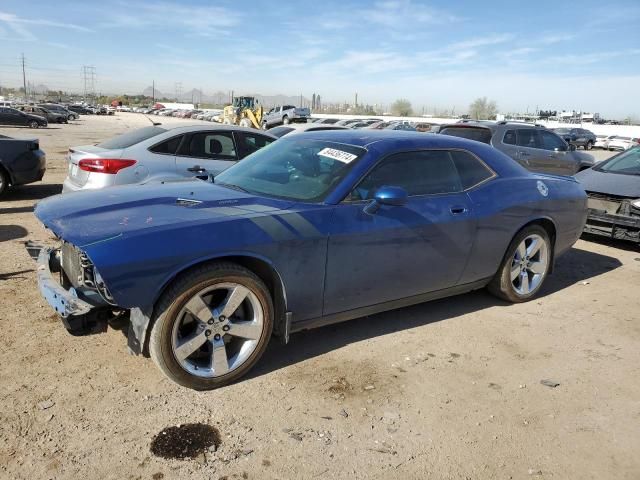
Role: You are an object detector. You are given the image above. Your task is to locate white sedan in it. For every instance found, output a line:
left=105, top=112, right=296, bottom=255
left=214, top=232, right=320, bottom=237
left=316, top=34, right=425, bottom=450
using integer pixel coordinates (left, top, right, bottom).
left=594, top=135, right=612, bottom=149
left=608, top=136, right=640, bottom=151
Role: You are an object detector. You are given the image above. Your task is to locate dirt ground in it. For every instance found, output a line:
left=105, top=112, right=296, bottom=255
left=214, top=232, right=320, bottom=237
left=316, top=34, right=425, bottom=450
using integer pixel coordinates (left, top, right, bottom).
left=1, top=114, right=639, bottom=480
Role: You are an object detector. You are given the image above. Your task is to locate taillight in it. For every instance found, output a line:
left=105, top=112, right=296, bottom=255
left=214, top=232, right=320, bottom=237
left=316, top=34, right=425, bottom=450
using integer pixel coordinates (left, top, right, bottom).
left=78, top=158, right=136, bottom=174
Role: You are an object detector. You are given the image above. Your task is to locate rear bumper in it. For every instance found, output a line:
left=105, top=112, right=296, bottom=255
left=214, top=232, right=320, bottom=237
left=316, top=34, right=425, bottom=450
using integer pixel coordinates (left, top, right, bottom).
left=36, top=247, right=109, bottom=334
left=62, top=177, right=83, bottom=193
left=583, top=210, right=640, bottom=243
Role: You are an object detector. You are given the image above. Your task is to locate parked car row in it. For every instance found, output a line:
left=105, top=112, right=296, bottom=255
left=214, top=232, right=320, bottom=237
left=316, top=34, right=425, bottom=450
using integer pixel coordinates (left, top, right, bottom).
left=309, top=117, right=429, bottom=131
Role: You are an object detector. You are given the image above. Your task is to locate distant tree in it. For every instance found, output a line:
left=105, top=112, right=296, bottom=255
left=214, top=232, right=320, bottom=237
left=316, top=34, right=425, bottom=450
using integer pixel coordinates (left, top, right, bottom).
left=469, top=97, right=498, bottom=120
left=391, top=99, right=413, bottom=116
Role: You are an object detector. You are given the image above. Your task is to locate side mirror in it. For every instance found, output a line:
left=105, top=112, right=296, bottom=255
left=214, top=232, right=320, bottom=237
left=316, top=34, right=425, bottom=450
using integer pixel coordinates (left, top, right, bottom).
left=363, top=185, right=408, bottom=215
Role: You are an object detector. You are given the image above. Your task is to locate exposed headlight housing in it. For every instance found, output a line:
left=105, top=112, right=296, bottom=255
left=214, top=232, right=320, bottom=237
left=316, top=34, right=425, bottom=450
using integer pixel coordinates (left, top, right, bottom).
left=631, top=199, right=640, bottom=209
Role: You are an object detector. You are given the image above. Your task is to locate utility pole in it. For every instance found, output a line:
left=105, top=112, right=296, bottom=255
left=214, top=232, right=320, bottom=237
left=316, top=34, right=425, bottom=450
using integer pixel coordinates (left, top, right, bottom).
left=355, top=92, right=358, bottom=108
left=21, top=53, right=27, bottom=101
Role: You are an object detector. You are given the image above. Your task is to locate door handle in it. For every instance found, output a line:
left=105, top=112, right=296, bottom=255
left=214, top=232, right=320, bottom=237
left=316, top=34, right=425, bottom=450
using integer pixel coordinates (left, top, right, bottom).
left=519, top=151, right=530, bottom=156
left=187, top=165, right=206, bottom=173
left=450, top=205, right=467, bottom=215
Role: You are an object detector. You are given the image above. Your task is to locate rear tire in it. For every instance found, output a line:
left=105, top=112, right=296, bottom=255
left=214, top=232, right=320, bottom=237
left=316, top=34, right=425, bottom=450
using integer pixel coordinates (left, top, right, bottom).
left=488, top=225, right=551, bottom=303
left=585, top=141, right=593, bottom=150
left=239, top=118, right=252, bottom=128
left=149, top=262, right=274, bottom=390
left=282, top=115, right=290, bottom=125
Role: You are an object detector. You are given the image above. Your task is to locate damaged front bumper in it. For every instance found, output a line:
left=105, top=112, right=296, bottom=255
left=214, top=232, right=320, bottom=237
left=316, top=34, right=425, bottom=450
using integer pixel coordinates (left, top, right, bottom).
left=35, top=246, right=110, bottom=335
left=584, top=210, right=640, bottom=243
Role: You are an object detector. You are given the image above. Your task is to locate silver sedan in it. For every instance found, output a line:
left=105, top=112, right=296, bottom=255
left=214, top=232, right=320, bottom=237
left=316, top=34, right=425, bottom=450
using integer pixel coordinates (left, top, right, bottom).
left=62, top=124, right=276, bottom=192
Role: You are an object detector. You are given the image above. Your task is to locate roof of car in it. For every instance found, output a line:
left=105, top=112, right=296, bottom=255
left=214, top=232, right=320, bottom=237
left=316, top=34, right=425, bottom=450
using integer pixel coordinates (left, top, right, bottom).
left=290, top=129, right=489, bottom=150
left=158, top=124, right=278, bottom=138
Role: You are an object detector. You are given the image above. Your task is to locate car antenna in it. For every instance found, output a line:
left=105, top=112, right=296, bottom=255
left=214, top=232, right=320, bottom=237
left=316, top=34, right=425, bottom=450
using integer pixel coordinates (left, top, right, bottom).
left=144, top=114, right=161, bottom=126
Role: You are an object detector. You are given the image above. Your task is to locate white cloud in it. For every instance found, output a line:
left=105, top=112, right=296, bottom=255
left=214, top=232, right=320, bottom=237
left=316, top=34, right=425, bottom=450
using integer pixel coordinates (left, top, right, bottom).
left=103, top=2, right=241, bottom=33
left=0, top=11, right=91, bottom=39
left=502, top=47, right=538, bottom=57
left=447, top=33, right=515, bottom=51
left=363, top=0, right=460, bottom=28
left=538, top=33, right=575, bottom=45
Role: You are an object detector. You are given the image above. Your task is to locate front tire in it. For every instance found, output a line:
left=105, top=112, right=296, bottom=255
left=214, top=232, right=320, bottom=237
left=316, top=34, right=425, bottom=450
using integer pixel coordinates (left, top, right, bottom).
left=28, top=120, right=39, bottom=129
left=149, top=262, right=274, bottom=390
left=488, top=225, right=551, bottom=303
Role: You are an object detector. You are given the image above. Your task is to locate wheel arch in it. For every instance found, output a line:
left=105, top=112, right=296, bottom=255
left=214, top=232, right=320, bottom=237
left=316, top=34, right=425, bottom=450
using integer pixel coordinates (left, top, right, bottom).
left=139, top=253, right=288, bottom=355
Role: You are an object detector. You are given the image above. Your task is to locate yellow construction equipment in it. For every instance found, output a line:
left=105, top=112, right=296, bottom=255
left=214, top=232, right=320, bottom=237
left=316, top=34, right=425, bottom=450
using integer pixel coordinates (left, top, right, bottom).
left=220, top=96, right=263, bottom=129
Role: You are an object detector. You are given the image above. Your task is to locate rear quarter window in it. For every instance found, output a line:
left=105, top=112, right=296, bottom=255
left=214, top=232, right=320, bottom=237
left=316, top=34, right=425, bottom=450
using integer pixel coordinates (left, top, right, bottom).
left=149, top=135, right=184, bottom=154
left=450, top=150, right=495, bottom=189
left=440, top=127, right=493, bottom=144
left=97, top=126, right=167, bottom=149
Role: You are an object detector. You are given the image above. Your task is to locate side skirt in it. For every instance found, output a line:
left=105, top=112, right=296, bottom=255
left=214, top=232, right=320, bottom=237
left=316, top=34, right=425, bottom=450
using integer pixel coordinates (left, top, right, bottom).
left=290, top=278, right=491, bottom=334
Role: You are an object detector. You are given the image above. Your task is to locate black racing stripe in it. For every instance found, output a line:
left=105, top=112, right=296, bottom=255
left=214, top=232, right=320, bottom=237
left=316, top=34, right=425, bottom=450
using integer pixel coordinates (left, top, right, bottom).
left=250, top=216, right=297, bottom=241
left=278, top=212, right=322, bottom=237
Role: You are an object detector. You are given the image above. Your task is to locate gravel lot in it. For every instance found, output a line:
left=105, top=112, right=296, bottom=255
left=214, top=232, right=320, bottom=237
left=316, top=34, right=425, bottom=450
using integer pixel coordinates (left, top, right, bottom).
left=1, top=115, right=639, bottom=480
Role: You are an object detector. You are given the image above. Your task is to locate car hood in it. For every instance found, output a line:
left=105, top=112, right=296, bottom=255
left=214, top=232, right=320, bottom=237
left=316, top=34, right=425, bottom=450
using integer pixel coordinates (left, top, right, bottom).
left=575, top=168, right=640, bottom=198
left=34, top=180, right=295, bottom=247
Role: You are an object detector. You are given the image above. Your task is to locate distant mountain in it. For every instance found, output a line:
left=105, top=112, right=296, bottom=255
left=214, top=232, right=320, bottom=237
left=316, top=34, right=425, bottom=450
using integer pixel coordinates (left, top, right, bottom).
left=141, top=86, right=309, bottom=107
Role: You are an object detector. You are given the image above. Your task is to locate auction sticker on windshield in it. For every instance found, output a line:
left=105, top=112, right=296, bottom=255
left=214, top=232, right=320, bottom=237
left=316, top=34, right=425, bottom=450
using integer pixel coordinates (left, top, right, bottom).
left=318, top=147, right=358, bottom=163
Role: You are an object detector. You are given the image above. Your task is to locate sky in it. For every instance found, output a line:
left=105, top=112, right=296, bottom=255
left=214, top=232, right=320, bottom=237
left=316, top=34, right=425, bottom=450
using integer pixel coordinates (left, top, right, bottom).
left=0, top=0, right=639, bottom=117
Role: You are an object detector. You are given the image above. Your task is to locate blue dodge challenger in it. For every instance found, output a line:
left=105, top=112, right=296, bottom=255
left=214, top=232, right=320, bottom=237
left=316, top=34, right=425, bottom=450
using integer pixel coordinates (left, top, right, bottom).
left=34, top=130, right=587, bottom=389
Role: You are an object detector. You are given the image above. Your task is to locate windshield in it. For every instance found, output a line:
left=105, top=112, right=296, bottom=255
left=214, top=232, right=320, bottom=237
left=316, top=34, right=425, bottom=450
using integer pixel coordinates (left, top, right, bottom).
left=97, top=126, right=167, bottom=149
left=596, top=147, right=640, bottom=176
left=215, top=138, right=366, bottom=201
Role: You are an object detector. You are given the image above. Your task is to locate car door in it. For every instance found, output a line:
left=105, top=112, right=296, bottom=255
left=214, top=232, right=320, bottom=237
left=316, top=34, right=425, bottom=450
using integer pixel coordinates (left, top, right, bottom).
left=512, top=128, right=545, bottom=171
left=537, top=130, right=577, bottom=175
left=573, top=129, right=587, bottom=147
left=6, top=108, right=25, bottom=126
left=175, top=130, right=239, bottom=179
left=323, top=149, right=476, bottom=315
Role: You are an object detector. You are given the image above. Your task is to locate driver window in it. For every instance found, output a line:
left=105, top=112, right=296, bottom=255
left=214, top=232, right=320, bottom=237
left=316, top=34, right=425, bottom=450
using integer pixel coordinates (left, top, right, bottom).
left=350, top=150, right=463, bottom=201
left=539, top=131, right=567, bottom=151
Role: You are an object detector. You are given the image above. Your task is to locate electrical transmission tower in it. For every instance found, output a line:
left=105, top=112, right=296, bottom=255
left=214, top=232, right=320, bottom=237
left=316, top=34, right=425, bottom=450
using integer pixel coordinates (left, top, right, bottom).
left=174, top=82, right=182, bottom=101
left=21, top=53, right=28, bottom=101
left=82, top=66, right=96, bottom=103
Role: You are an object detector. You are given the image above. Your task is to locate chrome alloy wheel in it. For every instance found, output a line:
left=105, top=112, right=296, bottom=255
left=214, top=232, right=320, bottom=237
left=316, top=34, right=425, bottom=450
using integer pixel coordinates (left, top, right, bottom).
left=171, top=283, right=264, bottom=378
left=510, top=234, right=549, bottom=296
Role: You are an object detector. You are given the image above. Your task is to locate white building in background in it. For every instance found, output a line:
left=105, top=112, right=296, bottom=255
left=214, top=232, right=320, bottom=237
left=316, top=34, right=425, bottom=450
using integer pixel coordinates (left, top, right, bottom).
left=555, top=110, right=600, bottom=123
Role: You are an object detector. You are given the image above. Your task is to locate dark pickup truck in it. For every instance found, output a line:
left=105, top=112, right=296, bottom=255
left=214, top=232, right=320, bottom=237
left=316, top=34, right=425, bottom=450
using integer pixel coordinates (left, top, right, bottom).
left=0, top=135, right=47, bottom=196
